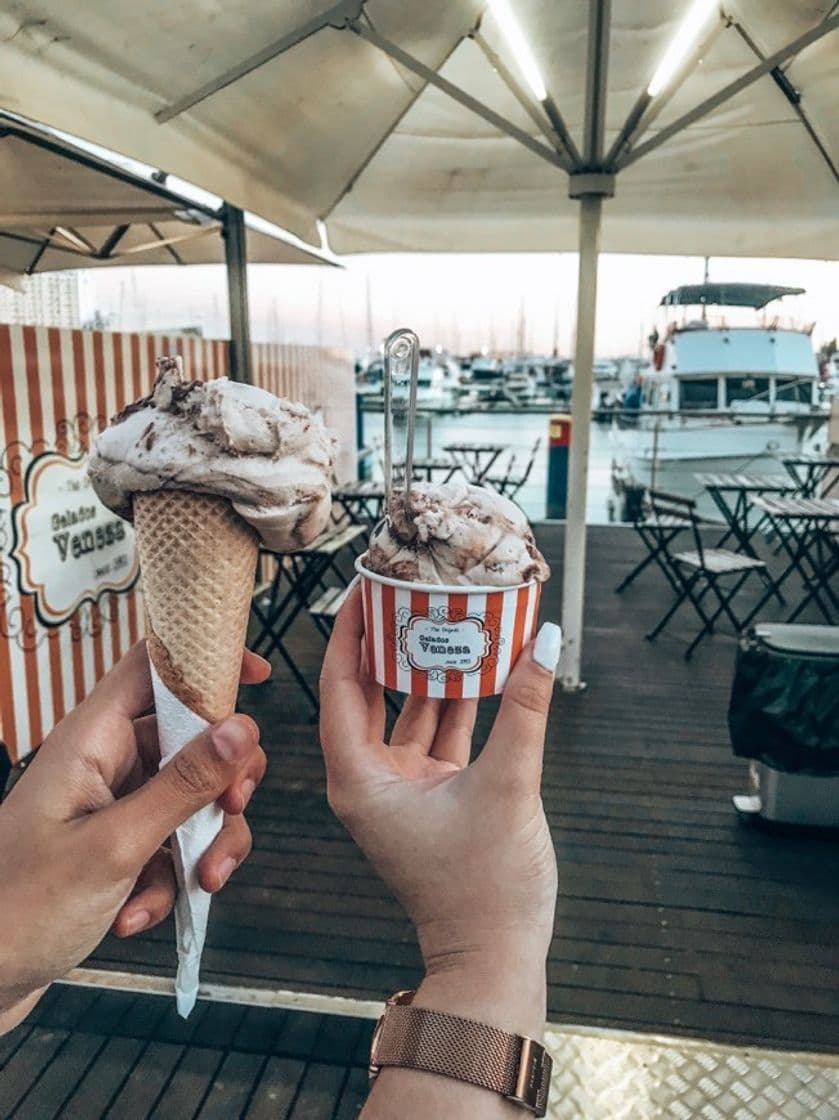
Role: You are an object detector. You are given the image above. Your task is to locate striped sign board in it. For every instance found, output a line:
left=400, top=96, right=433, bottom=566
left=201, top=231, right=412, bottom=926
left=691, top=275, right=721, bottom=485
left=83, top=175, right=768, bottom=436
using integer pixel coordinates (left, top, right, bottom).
left=0, top=325, right=354, bottom=764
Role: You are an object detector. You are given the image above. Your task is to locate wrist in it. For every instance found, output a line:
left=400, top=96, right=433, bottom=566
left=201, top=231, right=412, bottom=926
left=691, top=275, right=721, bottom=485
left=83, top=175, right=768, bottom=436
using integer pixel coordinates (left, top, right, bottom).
left=415, top=940, right=548, bottom=1041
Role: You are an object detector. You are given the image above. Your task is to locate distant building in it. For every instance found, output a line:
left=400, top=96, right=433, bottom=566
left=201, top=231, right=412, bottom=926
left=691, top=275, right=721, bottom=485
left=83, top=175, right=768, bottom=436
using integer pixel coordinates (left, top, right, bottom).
left=0, top=273, right=81, bottom=328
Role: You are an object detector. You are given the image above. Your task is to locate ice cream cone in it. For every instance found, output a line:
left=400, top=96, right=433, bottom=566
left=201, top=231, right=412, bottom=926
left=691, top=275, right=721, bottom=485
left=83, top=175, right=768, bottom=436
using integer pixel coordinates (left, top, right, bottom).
left=133, top=489, right=259, bottom=722
left=133, top=489, right=259, bottom=1015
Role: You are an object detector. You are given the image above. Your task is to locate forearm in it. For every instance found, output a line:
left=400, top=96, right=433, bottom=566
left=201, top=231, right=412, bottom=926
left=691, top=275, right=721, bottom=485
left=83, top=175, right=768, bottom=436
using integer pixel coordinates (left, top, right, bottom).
left=362, top=948, right=547, bottom=1119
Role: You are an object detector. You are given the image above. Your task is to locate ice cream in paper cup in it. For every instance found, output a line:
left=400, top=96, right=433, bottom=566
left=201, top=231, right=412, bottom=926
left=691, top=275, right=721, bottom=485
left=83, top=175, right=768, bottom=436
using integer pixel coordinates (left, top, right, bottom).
left=357, top=479, right=550, bottom=698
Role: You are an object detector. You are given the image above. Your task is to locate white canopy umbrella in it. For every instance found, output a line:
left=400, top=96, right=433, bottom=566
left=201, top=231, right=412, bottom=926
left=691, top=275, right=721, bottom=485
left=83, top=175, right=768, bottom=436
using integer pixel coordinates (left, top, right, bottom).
left=2, top=1, right=836, bottom=685
left=0, top=115, right=335, bottom=271
left=0, top=113, right=338, bottom=376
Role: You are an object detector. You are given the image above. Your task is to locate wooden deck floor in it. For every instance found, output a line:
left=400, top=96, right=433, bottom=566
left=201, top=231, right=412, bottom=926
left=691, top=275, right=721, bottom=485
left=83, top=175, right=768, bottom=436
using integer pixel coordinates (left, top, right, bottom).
left=1, top=984, right=370, bottom=1118
left=84, top=524, right=839, bottom=1053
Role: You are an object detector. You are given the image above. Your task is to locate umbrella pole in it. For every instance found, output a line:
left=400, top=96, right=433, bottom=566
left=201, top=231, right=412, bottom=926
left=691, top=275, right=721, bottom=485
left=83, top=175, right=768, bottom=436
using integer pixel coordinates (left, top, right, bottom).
left=222, top=203, right=252, bottom=383
left=560, top=192, right=603, bottom=691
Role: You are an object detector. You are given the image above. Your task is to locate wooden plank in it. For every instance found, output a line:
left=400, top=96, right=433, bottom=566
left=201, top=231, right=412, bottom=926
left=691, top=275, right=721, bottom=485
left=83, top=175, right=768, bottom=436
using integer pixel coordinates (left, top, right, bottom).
left=243, top=1057, right=306, bottom=1120
left=0, top=1028, right=68, bottom=1117
left=152, top=1000, right=211, bottom=1046
left=59, top=1036, right=146, bottom=1120
left=148, top=1046, right=222, bottom=1120
left=188, top=1001, right=247, bottom=1050
left=74, top=991, right=139, bottom=1037
left=13, top=1031, right=105, bottom=1120
left=113, top=993, right=170, bottom=1040
left=22, top=985, right=62, bottom=1026
left=546, top=984, right=839, bottom=1048
left=352, top=1022, right=375, bottom=1069
left=232, top=1007, right=289, bottom=1053
left=0, top=1023, right=32, bottom=1070
left=38, top=986, right=100, bottom=1031
left=272, top=1011, right=325, bottom=1059
left=310, top=1014, right=366, bottom=1065
left=333, top=1067, right=368, bottom=1120
left=194, top=1051, right=267, bottom=1119
left=287, top=1062, right=348, bottom=1118
left=547, top=960, right=700, bottom=1000
left=104, top=1041, right=183, bottom=1118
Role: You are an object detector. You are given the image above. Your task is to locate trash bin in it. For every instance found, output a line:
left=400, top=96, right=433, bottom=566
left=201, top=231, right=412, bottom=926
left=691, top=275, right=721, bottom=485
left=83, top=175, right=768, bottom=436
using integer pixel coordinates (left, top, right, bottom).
left=728, top=624, right=839, bottom=826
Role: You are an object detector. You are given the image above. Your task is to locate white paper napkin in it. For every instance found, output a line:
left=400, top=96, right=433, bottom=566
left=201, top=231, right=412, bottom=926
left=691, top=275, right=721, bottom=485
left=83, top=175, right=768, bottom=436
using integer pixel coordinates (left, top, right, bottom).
left=149, top=662, right=223, bottom=1017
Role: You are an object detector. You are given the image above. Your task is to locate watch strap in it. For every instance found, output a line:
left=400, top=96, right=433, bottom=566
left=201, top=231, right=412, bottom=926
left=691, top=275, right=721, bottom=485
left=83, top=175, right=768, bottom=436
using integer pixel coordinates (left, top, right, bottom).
left=370, top=992, right=552, bottom=1116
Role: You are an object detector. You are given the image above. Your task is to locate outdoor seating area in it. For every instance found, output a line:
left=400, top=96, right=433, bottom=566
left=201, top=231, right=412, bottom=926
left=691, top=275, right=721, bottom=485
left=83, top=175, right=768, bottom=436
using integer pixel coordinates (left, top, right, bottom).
left=620, top=459, right=839, bottom=657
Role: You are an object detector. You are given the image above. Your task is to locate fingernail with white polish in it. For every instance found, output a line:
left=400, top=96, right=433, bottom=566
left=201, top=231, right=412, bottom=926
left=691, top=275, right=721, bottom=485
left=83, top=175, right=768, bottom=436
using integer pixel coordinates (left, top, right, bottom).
left=533, top=623, right=563, bottom=673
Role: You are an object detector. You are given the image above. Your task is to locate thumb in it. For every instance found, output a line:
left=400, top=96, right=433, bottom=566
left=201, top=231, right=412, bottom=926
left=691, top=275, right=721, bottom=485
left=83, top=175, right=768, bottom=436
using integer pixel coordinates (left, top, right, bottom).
left=98, top=715, right=259, bottom=872
left=475, top=622, right=560, bottom=796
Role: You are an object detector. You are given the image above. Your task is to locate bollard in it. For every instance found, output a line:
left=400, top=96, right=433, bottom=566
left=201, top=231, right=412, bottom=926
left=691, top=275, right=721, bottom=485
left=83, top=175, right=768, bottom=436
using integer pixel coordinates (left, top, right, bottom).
left=547, top=413, right=571, bottom=519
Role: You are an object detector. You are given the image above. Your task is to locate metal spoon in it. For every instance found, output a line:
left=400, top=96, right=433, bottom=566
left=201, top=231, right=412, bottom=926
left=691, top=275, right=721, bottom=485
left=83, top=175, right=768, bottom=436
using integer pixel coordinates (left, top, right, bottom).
left=382, top=327, right=420, bottom=512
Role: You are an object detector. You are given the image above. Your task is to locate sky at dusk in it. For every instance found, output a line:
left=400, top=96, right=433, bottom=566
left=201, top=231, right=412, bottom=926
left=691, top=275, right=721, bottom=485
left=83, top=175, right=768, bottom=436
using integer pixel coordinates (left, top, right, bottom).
left=79, top=252, right=839, bottom=359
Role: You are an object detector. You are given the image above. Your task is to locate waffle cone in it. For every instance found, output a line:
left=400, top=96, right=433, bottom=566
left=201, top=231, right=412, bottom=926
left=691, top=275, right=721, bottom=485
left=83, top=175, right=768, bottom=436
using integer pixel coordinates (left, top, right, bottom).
left=134, top=490, right=259, bottom=723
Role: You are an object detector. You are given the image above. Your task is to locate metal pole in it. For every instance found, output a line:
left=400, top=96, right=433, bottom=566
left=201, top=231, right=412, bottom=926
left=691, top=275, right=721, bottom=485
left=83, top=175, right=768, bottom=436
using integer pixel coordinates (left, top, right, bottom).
left=559, top=193, right=603, bottom=691
left=222, top=203, right=252, bottom=383
left=651, top=416, right=660, bottom=491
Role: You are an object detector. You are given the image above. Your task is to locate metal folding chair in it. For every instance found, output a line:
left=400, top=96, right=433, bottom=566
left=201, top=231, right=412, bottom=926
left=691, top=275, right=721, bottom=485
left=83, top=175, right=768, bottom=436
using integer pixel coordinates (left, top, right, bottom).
left=615, top=505, right=692, bottom=595
left=484, top=437, right=541, bottom=500
left=645, top=490, right=769, bottom=659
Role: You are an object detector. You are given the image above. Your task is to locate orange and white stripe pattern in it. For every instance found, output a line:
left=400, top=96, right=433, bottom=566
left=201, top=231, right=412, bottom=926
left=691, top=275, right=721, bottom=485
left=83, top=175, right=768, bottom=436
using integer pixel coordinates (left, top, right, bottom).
left=0, top=324, right=225, bottom=763
left=360, top=570, right=541, bottom=699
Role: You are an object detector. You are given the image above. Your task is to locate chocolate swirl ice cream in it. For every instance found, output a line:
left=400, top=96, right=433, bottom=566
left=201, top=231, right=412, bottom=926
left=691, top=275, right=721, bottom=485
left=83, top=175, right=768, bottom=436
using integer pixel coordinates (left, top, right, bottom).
left=89, top=355, right=337, bottom=551
left=364, top=479, right=550, bottom=587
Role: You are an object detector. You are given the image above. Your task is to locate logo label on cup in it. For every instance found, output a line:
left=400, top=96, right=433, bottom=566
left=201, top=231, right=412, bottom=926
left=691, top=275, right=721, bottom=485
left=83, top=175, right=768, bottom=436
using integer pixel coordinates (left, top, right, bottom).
left=401, top=615, right=491, bottom=674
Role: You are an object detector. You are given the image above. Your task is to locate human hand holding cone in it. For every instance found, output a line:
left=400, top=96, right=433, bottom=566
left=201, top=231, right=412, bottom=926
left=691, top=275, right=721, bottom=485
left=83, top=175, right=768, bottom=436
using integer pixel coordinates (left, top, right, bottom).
left=89, top=355, right=338, bottom=1015
left=134, top=490, right=258, bottom=1016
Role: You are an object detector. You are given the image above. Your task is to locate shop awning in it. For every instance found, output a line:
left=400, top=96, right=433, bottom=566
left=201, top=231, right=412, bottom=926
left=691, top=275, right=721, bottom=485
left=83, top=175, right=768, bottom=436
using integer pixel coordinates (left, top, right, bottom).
left=0, top=115, right=337, bottom=284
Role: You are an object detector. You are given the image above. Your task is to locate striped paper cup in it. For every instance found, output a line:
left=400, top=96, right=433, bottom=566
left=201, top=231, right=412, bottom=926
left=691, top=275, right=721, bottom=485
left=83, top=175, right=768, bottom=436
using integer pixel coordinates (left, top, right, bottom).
left=356, top=557, right=542, bottom=698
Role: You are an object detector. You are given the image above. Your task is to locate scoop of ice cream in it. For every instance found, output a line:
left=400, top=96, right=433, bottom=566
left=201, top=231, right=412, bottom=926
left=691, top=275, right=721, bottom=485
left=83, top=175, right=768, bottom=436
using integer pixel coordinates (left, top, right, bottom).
left=363, top=479, right=550, bottom=586
left=88, top=355, right=338, bottom=551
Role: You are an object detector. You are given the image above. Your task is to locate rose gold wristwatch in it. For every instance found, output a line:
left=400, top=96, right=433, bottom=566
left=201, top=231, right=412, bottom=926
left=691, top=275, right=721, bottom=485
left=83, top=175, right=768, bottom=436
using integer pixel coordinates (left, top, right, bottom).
left=368, top=990, right=552, bottom=1116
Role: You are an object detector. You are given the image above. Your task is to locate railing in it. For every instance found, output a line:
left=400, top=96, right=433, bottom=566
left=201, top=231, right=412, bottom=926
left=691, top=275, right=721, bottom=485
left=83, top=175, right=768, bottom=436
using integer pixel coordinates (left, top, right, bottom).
left=357, top=397, right=829, bottom=526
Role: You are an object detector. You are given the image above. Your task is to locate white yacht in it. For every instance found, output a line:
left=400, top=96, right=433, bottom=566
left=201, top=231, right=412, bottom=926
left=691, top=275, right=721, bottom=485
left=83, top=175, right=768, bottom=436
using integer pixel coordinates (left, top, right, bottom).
left=358, top=350, right=451, bottom=403
left=612, top=282, right=824, bottom=496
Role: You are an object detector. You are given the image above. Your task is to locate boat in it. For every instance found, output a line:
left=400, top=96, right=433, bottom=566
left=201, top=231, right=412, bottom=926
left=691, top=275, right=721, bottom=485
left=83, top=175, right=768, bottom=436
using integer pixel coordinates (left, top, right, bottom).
left=611, top=282, right=825, bottom=509
left=356, top=349, right=452, bottom=403
left=466, top=356, right=505, bottom=402
left=501, top=358, right=537, bottom=403
left=593, top=358, right=619, bottom=381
